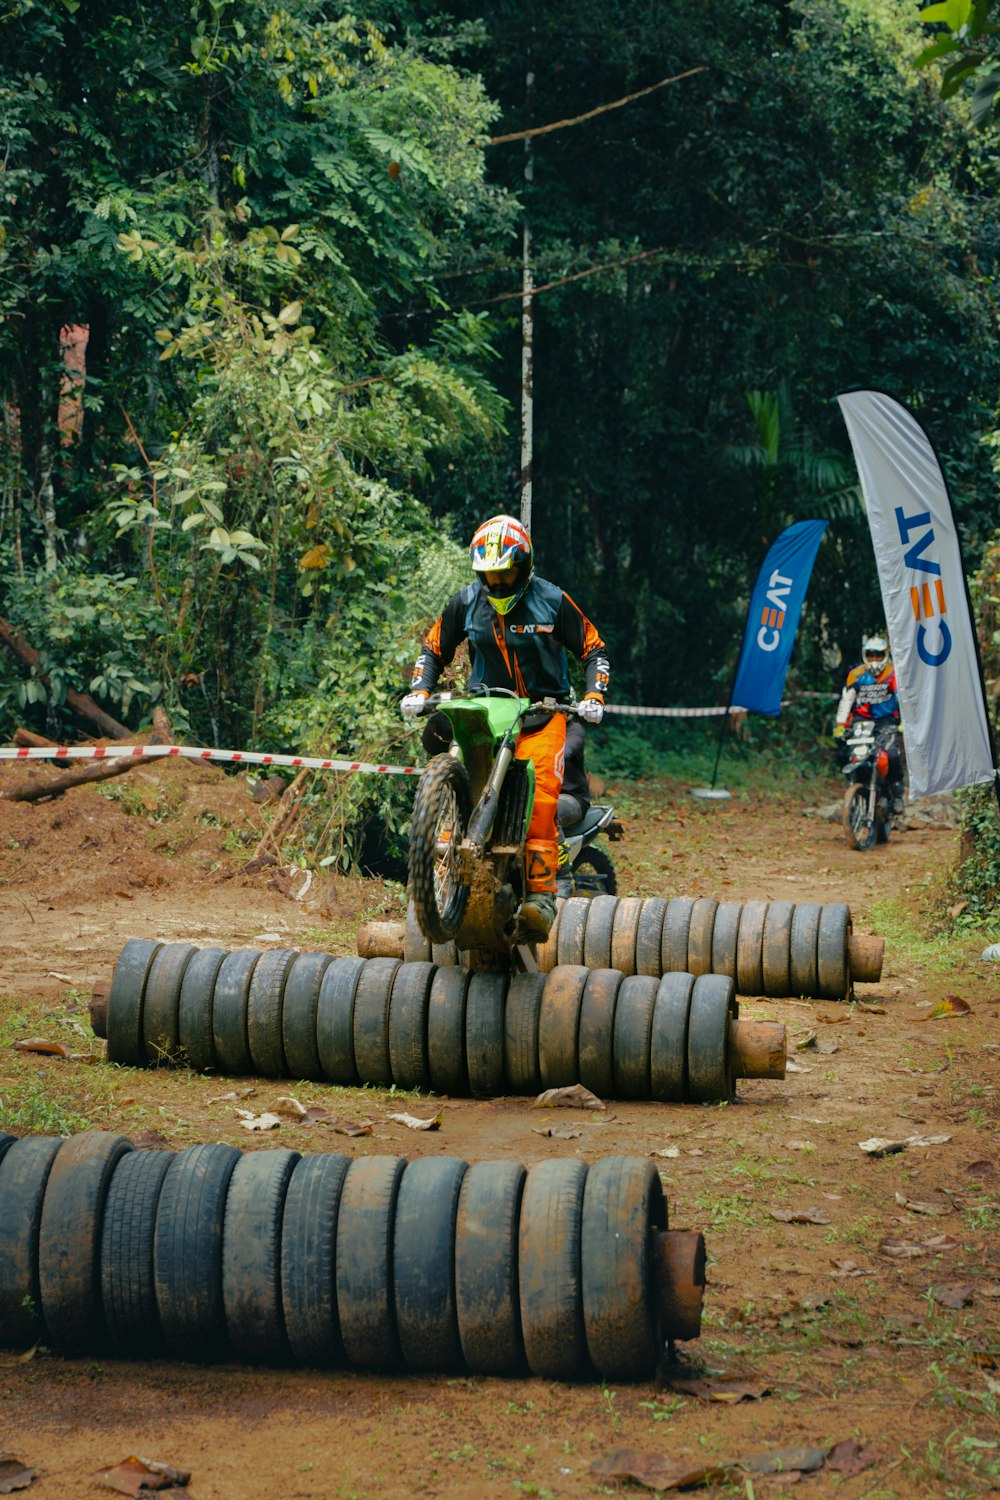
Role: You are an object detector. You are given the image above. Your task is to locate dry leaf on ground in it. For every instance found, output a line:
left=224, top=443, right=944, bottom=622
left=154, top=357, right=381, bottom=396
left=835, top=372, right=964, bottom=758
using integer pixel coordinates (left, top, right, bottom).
left=532, top=1125, right=581, bottom=1140
left=532, top=1084, right=605, bottom=1110
left=387, top=1112, right=442, bottom=1131
left=130, top=1129, right=169, bottom=1149
left=651, top=1146, right=680, bottom=1158
left=98, top=1455, right=191, bottom=1495
left=770, top=1206, right=832, bottom=1225
left=879, top=1233, right=959, bottom=1259
left=785, top=1059, right=812, bottom=1073
left=11, top=1038, right=70, bottom=1058
left=829, top=1259, right=870, bottom=1277
left=929, top=1283, right=974, bottom=1308
left=895, top=1192, right=951, bottom=1216
left=922, top=996, right=973, bottom=1019
left=662, top=1371, right=771, bottom=1403
left=0, top=1453, right=35, bottom=1494
left=235, top=1110, right=282, bottom=1132
left=44, top=970, right=74, bottom=983
left=207, top=1088, right=256, bottom=1104
left=590, top=1449, right=729, bottom=1491
left=737, top=1446, right=825, bottom=1475
left=859, top=1133, right=951, bottom=1156
left=824, top=1438, right=878, bottom=1477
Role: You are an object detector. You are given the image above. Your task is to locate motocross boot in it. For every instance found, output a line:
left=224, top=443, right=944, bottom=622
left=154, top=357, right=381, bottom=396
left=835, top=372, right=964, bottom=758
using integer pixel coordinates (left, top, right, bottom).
left=518, top=891, right=558, bottom=941
left=890, top=780, right=906, bottom=818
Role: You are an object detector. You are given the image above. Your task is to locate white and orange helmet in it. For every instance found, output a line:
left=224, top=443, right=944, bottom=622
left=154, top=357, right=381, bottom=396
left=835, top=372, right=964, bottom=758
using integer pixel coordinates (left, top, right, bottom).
left=469, top=514, right=534, bottom=615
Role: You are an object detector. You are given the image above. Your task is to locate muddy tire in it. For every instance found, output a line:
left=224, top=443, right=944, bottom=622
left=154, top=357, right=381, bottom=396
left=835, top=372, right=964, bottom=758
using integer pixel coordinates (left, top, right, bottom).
left=178, top=946, right=228, bottom=1074
left=556, top=898, right=589, bottom=967
left=107, top=939, right=162, bottom=1067
left=335, top=1156, right=407, bottom=1371
left=817, top=903, right=852, bottom=1002
left=570, top=845, right=617, bottom=896
left=0, top=1137, right=63, bottom=1347
left=843, top=782, right=876, bottom=851
left=280, top=1153, right=351, bottom=1367
left=394, top=1157, right=468, bottom=1372
left=466, top=971, right=507, bottom=1097
left=387, top=961, right=434, bottom=1090
left=403, top=895, right=433, bottom=963
left=687, top=974, right=736, bottom=1103
left=635, top=898, right=669, bottom=977
left=685, top=899, right=719, bottom=978
left=710, top=902, right=742, bottom=982
left=538, top=965, right=588, bottom=1089
left=612, top=975, right=659, bottom=1099
left=101, top=1149, right=174, bottom=1356
left=142, top=943, right=197, bottom=1067
left=431, top=939, right=461, bottom=967
left=661, top=898, right=695, bottom=974
left=454, top=1161, right=527, bottom=1376
left=223, top=1147, right=301, bottom=1363
left=316, top=956, right=365, bottom=1084
left=518, top=1159, right=589, bottom=1380
left=38, top=1130, right=135, bottom=1353
left=409, top=756, right=472, bottom=945
left=212, top=950, right=261, bottom=1077
left=577, top=968, right=624, bottom=1100
left=762, top=901, right=795, bottom=996
left=534, top=898, right=564, bottom=973
left=503, top=971, right=546, bottom=1095
left=735, top=900, right=768, bottom=996
left=427, top=966, right=470, bottom=1095
left=246, top=948, right=298, bottom=1078
left=649, top=971, right=695, bottom=1103
left=281, top=952, right=333, bottom=1081
left=155, top=1142, right=242, bottom=1361
left=610, top=896, right=644, bottom=976
left=582, top=1157, right=666, bottom=1380
left=582, top=894, right=618, bottom=971
left=789, top=903, right=821, bottom=998
left=352, top=957, right=401, bottom=1086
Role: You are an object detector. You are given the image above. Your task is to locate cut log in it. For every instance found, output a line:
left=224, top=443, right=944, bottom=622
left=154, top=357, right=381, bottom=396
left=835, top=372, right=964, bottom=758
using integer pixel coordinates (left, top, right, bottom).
left=0, top=753, right=156, bottom=803
left=12, top=727, right=59, bottom=748
left=0, top=614, right=130, bottom=740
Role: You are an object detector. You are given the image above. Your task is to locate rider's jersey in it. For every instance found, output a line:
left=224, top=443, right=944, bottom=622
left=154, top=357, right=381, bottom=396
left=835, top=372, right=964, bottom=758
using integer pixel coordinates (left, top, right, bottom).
left=410, top=574, right=611, bottom=702
left=836, top=661, right=899, bottom=725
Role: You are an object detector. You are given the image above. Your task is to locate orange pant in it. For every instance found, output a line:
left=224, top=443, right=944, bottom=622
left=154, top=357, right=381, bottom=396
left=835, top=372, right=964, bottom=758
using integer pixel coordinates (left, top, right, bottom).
left=515, top=714, right=566, bottom=893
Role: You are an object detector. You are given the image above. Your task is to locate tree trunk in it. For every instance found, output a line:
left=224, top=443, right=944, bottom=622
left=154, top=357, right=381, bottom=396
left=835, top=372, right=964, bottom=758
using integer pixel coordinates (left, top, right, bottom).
left=0, top=615, right=131, bottom=739
left=0, top=753, right=156, bottom=804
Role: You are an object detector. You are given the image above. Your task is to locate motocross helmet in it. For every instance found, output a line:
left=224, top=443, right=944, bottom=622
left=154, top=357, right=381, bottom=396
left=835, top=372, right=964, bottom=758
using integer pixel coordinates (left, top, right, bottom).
left=862, top=634, right=889, bottom=670
left=470, top=514, right=534, bottom=616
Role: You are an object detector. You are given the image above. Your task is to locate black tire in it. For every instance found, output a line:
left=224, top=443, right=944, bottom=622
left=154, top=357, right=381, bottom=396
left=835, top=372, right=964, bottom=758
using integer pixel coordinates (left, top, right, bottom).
left=178, top=946, right=228, bottom=1073
left=335, top=1156, right=407, bottom=1371
left=455, top=1161, right=527, bottom=1376
left=876, top=803, right=891, bottom=844
left=660, top=898, right=695, bottom=974
left=635, top=898, right=669, bottom=978
left=142, top=943, right=197, bottom=1067
left=154, top=1142, right=242, bottom=1361
left=789, top=903, right=821, bottom=997
left=247, top=948, right=299, bottom=1078
left=570, top=845, right=617, bottom=896
left=393, top=1157, right=468, bottom=1372
left=466, top=970, right=507, bottom=1097
left=556, top=897, right=589, bottom=966
left=582, top=1157, right=666, bottom=1380
left=610, top=897, right=644, bottom=976
left=387, top=960, right=434, bottom=1090
left=843, top=782, right=876, bottom=851
left=352, top=957, right=401, bottom=1086
left=0, top=1133, right=16, bottom=1168
left=0, top=1137, right=63, bottom=1347
left=431, top=939, right=461, bottom=967
left=107, top=939, right=162, bottom=1067
left=685, top=898, right=719, bottom=978
left=282, top=952, right=333, bottom=1081
left=649, top=971, right=695, bottom=1103
left=534, top=897, right=565, bottom=974
left=409, top=755, right=472, bottom=945
left=612, top=974, right=659, bottom=1100
left=504, top=971, right=545, bottom=1094
left=427, top=965, right=471, bottom=1095
left=817, top=903, right=852, bottom=1002
left=212, top=950, right=261, bottom=1077
left=403, top=896, right=433, bottom=963
left=37, top=1130, right=135, bottom=1354
left=223, top=1147, right=301, bottom=1363
left=101, top=1149, right=174, bottom=1357
left=577, top=968, right=624, bottom=1100
left=735, top=900, right=768, bottom=996
left=687, top=974, right=736, bottom=1103
left=582, top=894, right=618, bottom=970
left=316, top=956, right=366, bottom=1084
left=710, top=902, right=742, bottom=983
left=762, top=901, right=795, bottom=996
left=518, top=1159, right=590, bottom=1380
left=280, top=1153, right=351, bottom=1367
left=538, top=965, right=588, bottom=1089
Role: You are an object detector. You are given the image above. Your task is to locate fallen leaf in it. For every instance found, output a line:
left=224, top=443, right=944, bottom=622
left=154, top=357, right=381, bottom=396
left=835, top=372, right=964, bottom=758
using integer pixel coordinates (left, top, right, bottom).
left=825, top=1438, right=878, bottom=1477
left=0, top=1453, right=36, bottom=1493
left=329, top=1119, right=373, bottom=1138
left=829, top=1259, right=869, bottom=1277
left=251, top=931, right=282, bottom=943
left=387, top=1111, right=442, bottom=1131
left=11, top=1038, right=70, bottom=1058
left=532, top=1084, right=605, bottom=1110
left=859, top=1133, right=951, bottom=1156
left=235, top=1110, right=282, bottom=1132
left=923, top=996, right=973, bottom=1019
left=663, top=1372, right=771, bottom=1403
left=687, top=1147, right=706, bottom=1157
left=207, top=1088, right=256, bottom=1104
left=908, top=1133, right=952, bottom=1148
left=738, top=1447, right=825, bottom=1476
left=816, top=1037, right=840, bottom=1054
left=532, top=1125, right=582, bottom=1140
left=131, top=1129, right=169, bottom=1149
left=879, top=1233, right=959, bottom=1259
left=651, top=1146, right=680, bottom=1159
left=949, top=901, right=969, bottom=919
left=783, top=1140, right=814, bottom=1152
left=929, top=1282, right=974, bottom=1308
left=980, top=1284, right=1000, bottom=1299
left=45, top=971, right=74, bottom=984
left=795, top=1031, right=817, bottom=1049
left=770, top=1206, right=832, bottom=1225
left=785, top=1059, right=812, bottom=1074
left=817, top=1012, right=851, bottom=1024
left=590, top=1449, right=730, bottom=1491
left=895, top=1192, right=951, bottom=1216
left=274, top=1098, right=340, bottom=1126
left=857, top=1002, right=886, bottom=1015
left=966, top=1160, right=995, bottom=1177
left=99, top=1455, right=191, bottom=1494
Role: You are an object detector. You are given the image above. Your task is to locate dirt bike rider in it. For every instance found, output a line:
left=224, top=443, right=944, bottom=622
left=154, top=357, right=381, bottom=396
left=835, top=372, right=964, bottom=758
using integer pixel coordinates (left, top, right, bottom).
left=833, top=633, right=905, bottom=816
left=401, top=514, right=611, bottom=942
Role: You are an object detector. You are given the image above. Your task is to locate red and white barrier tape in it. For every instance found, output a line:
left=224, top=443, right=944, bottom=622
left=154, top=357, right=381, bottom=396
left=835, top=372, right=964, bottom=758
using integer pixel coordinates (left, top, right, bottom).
left=0, top=744, right=420, bottom=776
left=603, top=704, right=737, bottom=719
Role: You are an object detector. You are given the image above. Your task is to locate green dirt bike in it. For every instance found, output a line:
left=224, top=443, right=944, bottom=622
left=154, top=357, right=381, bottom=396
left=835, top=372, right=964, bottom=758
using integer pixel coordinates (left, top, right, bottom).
left=406, top=689, right=615, bottom=969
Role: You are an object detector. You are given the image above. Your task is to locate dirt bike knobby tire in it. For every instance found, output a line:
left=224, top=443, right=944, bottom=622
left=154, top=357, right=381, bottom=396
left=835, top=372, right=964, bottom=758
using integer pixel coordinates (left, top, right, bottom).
left=409, top=755, right=472, bottom=946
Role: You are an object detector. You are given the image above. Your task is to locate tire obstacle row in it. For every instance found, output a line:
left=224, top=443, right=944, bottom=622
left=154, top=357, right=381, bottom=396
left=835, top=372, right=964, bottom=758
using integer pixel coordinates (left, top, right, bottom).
left=361, top=895, right=884, bottom=1002
left=93, top=939, right=786, bottom=1102
left=0, top=1129, right=705, bottom=1381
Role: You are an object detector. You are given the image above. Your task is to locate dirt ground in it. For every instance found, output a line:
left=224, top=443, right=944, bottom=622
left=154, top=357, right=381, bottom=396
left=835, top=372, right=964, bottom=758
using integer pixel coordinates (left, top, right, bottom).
left=0, top=753, right=997, bottom=1500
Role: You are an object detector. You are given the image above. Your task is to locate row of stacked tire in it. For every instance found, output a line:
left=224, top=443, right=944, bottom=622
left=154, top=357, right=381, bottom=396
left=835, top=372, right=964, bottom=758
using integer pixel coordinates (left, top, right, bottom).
left=0, top=1129, right=703, bottom=1381
left=104, top=938, right=764, bottom=1103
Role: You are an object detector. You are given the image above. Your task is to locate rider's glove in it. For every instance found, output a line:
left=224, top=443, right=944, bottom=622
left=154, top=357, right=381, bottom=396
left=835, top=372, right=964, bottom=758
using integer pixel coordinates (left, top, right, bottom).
left=578, top=695, right=605, bottom=725
left=401, top=691, right=430, bottom=719
left=833, top=723, right=847, bottom=739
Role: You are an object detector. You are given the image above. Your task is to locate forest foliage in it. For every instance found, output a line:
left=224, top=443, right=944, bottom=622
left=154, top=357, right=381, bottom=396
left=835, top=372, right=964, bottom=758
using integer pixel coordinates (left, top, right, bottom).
left=2, top=0, right=1000, bottom=874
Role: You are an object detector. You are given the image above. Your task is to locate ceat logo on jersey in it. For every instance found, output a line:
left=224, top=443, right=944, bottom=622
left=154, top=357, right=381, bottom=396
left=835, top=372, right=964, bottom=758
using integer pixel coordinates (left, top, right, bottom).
left=756, top=568, right=792, bottom=653
left=896, top=505, right=951, bottom=667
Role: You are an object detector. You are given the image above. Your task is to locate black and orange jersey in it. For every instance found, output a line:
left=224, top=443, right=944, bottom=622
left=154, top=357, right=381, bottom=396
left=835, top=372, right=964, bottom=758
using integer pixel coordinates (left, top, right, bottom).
left=410, top=575, right=610, bottom=703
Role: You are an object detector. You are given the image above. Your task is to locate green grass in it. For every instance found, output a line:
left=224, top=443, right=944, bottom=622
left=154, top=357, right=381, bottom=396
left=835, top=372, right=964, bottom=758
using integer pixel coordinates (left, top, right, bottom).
left=868, top=895, right=969, bottom=973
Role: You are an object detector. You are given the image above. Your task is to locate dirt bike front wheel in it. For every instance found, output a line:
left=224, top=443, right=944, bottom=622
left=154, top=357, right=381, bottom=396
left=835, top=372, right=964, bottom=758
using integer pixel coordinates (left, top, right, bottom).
left=571, top=845, right=618, bottom=896
left=842, top=783, right=876, bottom=851
left=409, top=755, right=473, bottom=944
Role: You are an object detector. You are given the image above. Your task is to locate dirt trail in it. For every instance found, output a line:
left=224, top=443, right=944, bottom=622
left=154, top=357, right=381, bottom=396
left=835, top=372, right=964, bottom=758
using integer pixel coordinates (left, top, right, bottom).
left=0, top=758, right=996, bottom=1500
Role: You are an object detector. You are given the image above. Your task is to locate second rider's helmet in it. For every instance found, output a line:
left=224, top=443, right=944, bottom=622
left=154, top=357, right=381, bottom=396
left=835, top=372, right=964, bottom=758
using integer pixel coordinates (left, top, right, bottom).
left=470, top=514, right=534, bottom=616
left=862, top=634, right=889, bottom=671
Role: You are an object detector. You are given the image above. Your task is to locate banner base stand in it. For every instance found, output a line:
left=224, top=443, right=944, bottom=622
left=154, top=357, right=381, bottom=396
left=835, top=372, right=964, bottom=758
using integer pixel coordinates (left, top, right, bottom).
left=690, top=787, right=732, bottom=801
